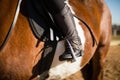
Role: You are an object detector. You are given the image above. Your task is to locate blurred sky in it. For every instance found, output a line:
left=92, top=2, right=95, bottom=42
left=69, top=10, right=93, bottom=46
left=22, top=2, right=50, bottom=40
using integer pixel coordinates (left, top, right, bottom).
left=105, top=0, right=120, bottom=25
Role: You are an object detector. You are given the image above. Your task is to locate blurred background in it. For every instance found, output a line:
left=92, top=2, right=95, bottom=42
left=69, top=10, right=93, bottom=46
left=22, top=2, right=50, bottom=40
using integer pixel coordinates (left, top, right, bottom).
left=105, top=0, right=120, bottom=25
left=105, top=0, right=120, bottom=46
left=103, top=0, right=120, bottom=80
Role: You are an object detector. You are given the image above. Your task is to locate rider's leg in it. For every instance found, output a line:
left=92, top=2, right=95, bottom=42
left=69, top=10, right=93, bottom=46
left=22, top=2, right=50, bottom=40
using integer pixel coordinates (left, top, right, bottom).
left=43, top=0, right=83, bottom=60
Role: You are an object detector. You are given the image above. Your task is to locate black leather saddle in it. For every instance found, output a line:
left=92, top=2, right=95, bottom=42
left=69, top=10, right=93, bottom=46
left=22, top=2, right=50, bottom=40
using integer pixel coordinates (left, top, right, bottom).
left=21, top=0, right=62, bottom=41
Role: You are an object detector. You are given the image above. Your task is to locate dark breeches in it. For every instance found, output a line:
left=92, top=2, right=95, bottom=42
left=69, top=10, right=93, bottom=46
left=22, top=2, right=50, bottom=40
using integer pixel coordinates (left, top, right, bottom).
left=42, top=0, right=82, bottom=50
left=43, top=0, right=65, bottom=15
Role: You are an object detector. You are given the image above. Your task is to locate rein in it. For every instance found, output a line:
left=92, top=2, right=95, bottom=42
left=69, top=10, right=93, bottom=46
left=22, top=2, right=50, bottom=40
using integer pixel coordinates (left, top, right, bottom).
left=0, top=0, right=22, bottom=51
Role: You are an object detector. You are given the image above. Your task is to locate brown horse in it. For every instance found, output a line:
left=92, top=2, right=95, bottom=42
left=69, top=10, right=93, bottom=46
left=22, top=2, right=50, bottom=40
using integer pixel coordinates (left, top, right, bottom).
left=0, top=0, right=111, bottom=80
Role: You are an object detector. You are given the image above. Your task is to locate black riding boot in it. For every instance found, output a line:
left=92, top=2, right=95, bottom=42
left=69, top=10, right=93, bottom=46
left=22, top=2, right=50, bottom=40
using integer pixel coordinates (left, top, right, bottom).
left=53, top=5, right=83, bottom=60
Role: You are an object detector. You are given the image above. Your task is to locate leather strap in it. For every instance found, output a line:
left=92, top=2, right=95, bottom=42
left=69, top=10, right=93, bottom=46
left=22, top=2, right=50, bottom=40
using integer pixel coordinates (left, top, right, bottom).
left=0, top=0, right=22, bottom=51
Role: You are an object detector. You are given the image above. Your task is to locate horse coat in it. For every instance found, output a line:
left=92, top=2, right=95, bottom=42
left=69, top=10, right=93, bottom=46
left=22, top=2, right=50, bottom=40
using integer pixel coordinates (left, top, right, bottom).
left=0, top=0, right=112, bottom=80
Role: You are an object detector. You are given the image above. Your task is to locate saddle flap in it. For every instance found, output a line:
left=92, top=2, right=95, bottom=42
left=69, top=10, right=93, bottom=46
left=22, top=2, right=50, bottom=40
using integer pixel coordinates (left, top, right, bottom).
left=25, top=0, right=53, bottom=41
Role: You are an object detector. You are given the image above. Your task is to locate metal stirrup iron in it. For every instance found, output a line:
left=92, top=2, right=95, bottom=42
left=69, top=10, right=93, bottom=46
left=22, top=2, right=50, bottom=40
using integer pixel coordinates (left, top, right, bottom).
left=66, top=39, right=77, bottom=62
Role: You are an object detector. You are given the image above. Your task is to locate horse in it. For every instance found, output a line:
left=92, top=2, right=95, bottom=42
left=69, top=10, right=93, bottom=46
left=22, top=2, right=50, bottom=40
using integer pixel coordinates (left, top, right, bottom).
left=0, top=0, right=112, bottom=80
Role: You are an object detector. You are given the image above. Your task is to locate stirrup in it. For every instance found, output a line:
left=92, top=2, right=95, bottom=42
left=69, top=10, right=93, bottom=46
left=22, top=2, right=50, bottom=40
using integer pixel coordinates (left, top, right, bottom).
left=66, top=39, right=77, bottom=62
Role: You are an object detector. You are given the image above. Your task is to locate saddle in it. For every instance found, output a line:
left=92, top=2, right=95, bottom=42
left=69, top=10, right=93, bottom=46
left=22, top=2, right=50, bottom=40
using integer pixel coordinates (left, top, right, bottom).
left=24, top=0, right=62, bottom=41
